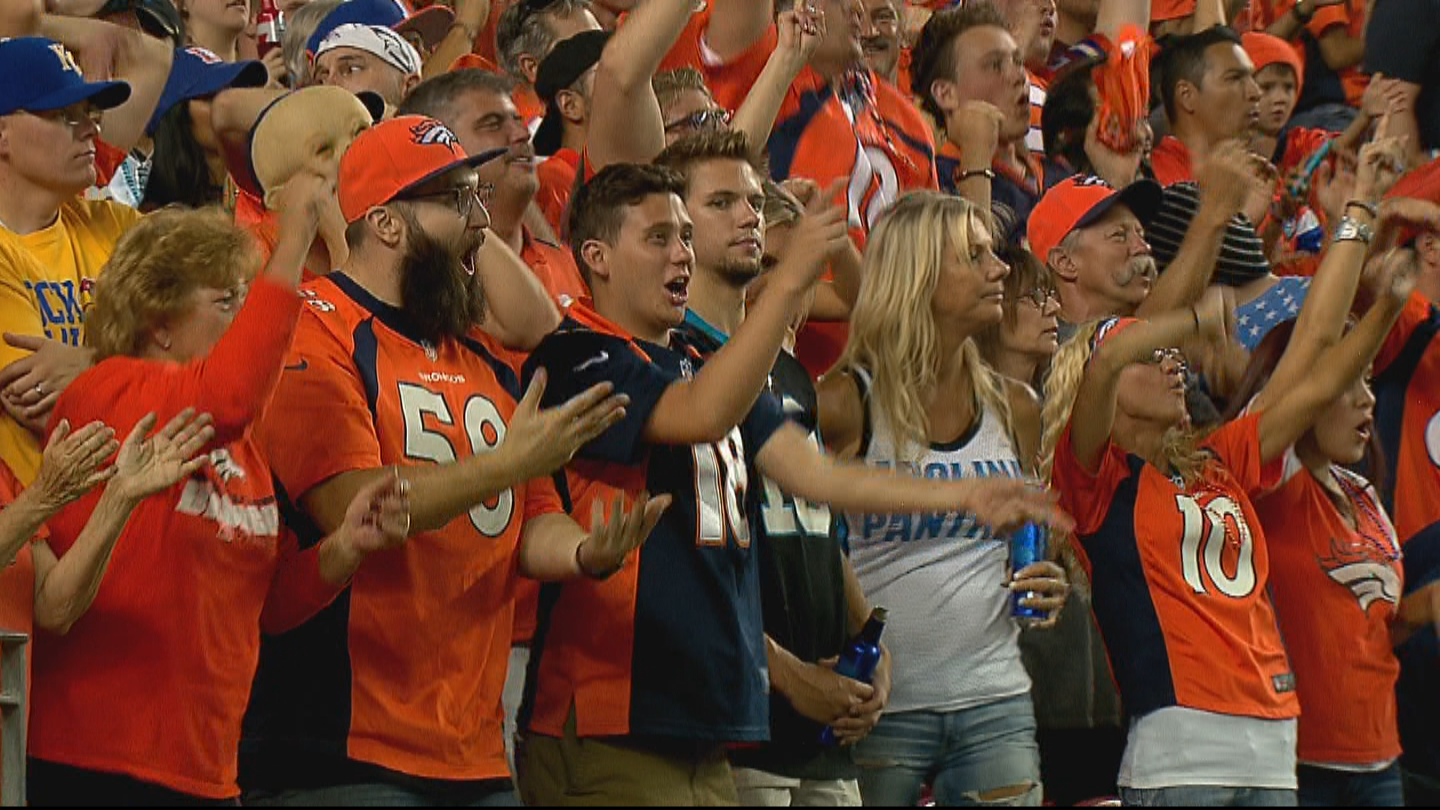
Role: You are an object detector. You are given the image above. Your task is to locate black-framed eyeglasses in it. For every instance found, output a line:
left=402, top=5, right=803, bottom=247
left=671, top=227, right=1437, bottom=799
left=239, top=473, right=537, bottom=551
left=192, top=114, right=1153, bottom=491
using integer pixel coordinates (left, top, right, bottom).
left=664, top=108, right=731, bottom=134
left=1017, top=287, right=1059, bottom=309
left=402, top=183, right=495, bottom=219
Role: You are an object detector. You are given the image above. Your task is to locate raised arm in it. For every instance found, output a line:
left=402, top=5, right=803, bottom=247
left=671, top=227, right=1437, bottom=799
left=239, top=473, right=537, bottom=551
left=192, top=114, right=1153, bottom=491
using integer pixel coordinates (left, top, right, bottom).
left=472, top=232, right=562, bottom=351
left=1190, top=0, right=1227, bottom=32
left=40, top=14, right=174, bottom=155
left=1073, top=288, right=1231, bottom=472
left=730, top=2, right=816, bottom=162
left=587, top=0, right=695, bottom=169
left=1252, top=137, right=1405, bottom=414
left=1256, top=248, right=1415, bottom=464
left=643, top=192, right=849, bottom=445
left=425, top=0, right=491, bottom=79
left=703, top=0, right=776, bottom=62
left=1094, top=0, right=1151, bottom=41
left=1137, top=144, right=1254, bottom=318
left=1, top=0, right=40, bottom=37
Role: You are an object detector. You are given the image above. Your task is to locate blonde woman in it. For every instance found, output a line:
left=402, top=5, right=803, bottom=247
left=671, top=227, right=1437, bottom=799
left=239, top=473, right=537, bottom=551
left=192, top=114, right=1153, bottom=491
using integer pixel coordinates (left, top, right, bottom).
left=1038, top=249, right=1414, bottom=806
left=816, top=191, right=1069, bottom=807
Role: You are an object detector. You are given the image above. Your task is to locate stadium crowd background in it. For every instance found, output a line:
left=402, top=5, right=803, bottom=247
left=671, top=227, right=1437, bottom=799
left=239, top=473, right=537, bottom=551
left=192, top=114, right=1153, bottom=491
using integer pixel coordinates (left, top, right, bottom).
left=0, top=0, right=1438, bottom=806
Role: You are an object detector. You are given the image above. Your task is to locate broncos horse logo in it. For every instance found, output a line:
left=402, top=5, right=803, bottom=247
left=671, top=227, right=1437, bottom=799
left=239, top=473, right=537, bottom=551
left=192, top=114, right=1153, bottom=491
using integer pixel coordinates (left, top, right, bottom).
left=410, top=119, right=461, bottom=150
left=1317, top=535, right=1402, bottom=613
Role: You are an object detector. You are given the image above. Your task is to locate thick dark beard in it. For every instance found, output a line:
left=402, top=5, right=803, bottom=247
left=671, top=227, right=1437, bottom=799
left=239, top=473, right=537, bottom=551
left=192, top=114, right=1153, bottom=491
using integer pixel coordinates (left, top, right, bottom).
left=397, top=224, right=486, bottom=345
left=716, top=258, right=763, bottom=288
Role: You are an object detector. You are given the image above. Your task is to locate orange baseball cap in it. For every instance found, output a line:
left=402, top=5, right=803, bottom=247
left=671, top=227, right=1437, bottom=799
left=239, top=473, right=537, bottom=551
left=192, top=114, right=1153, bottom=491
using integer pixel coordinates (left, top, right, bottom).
left=339, top=115, right=507, bottom=223
left=1029, top=175, right=1163, bottom=262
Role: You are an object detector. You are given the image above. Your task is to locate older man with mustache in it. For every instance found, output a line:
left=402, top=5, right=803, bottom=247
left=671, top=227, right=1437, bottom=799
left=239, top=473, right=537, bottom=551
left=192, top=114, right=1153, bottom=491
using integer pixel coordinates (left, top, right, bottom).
left=1029, top=175, right=1164, bottom=327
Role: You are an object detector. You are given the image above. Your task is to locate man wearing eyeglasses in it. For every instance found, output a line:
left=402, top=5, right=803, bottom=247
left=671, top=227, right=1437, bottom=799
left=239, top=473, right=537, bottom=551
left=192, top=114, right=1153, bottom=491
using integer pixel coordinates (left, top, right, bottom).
left=0, top=27, right=171, bottom=482
left=240, top=116, right=666, bottom=807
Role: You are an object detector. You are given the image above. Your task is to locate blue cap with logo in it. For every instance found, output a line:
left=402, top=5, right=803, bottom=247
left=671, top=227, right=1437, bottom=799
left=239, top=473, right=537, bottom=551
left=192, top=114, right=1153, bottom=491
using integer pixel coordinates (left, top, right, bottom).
left=0, top=38, right=131, bottom=117
left=147, top=47, right=268, bottom=135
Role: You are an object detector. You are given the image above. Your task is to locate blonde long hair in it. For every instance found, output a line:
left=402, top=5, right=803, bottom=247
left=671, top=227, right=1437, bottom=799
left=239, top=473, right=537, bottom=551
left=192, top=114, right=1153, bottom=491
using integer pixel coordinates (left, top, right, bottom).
left=836, top=192, right=1013, bottom=463
left=1040, top=319, right=1212, bottom=486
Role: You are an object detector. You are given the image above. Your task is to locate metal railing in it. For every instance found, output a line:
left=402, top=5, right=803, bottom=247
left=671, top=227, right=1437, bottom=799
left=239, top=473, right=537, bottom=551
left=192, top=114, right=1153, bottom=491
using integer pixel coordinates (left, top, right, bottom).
left=0, top=631, right=26, bottom=807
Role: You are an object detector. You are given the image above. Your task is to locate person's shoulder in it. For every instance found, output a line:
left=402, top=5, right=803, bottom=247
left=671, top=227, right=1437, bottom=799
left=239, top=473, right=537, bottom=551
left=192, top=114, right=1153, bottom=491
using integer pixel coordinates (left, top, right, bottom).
left=61, top=196, right=143, bottom=238
left=291, top=276, right=371, bottom=347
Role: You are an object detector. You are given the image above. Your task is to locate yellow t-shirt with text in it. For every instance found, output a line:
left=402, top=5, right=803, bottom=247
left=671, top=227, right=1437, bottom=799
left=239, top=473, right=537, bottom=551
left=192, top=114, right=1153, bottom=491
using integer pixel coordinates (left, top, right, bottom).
left=0, top=198, right=141, bottom=483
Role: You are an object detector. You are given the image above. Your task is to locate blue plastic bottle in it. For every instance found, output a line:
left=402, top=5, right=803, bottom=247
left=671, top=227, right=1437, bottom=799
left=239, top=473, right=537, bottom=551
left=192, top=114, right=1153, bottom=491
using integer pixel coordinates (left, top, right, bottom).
left=819, top=607, right=887, bottom=747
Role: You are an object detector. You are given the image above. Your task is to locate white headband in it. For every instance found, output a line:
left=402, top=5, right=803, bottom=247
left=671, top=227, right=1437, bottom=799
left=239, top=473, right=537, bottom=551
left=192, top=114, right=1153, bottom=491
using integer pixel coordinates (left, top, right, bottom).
left=316, top=23, right=422, bottom=77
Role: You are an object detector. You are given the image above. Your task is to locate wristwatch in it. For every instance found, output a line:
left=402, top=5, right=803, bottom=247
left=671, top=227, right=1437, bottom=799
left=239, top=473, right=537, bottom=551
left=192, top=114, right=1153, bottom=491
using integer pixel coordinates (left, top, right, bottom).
left=1333, top=216, right=1374, bottom=246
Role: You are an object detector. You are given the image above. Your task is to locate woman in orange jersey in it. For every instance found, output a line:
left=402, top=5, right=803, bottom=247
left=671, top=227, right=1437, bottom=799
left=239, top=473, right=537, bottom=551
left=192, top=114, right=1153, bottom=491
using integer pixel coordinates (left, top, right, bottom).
left=1208, top=136, right=1427, bottom=807
left=1040, top=248, right=1412, bottom=806
left=25, top=170, right=411, bottom=806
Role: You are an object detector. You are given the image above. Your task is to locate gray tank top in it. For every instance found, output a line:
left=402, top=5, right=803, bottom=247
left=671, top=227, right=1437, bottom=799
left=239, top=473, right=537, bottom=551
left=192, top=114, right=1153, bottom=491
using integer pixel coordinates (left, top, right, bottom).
left=842, top=370, right=1032, bottom=714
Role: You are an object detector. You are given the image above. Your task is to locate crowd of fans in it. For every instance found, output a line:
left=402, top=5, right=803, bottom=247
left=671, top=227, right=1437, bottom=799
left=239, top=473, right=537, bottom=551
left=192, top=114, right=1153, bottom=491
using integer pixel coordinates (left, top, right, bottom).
left=0, top=0, right=1438, bottom=806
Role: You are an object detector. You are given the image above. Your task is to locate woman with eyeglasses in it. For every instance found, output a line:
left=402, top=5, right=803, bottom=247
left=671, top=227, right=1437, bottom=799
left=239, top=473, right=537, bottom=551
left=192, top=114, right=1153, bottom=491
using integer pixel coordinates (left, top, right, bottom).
left=1037, top=218, right=1414, bottom=805
left=977, top=245, right=1062, bottom=396
left=815, top=192, right=1069, bottom=807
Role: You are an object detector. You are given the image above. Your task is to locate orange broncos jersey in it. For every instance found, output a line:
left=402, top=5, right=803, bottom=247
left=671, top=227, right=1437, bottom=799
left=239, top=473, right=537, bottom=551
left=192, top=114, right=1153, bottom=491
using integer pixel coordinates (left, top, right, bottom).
left=244, top=273, right=563, bottom=788
left=1375, top=293, right=1440, bottom=544
left=1052, top=414, right=1300, bottom=722
left=1257, top=454, right=1402, bottom=765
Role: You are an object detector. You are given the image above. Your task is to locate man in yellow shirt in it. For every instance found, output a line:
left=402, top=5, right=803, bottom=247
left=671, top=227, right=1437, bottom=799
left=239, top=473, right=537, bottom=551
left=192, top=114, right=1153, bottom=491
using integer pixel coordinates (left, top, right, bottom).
left=0, top=36, right=145, bottom=484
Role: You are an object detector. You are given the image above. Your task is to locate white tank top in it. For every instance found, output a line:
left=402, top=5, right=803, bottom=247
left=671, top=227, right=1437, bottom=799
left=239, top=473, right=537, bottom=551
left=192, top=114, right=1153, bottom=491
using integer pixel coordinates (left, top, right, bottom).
left=842, top=370, right=1032, bottom=714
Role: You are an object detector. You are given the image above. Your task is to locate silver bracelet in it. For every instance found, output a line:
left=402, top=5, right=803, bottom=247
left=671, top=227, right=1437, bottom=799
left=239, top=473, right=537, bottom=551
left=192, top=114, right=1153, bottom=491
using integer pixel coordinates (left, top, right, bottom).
left=1333, top=216, right=1374, bottom=246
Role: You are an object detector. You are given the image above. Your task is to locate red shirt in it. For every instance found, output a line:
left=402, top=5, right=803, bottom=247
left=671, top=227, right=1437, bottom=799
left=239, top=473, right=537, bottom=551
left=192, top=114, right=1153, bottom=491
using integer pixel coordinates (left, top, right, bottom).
left=536, top=148, right=581, bottom=237
left=1149, top=135, right=1196, bottom=187
left=1256, top=453, right=1402, bottom=764
left=30, top=279, right=319, bottom=799
left=650, top=7, right=778, bottom=113
left=248, top=273, right=563, bottom=783
left=1052, top=414, right=1300, bottom=721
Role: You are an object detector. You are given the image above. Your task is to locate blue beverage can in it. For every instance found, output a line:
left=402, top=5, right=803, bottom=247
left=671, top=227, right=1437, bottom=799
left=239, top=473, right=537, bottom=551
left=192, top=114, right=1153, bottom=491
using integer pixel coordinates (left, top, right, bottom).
left=1010, top=523, right=1048, bottom=624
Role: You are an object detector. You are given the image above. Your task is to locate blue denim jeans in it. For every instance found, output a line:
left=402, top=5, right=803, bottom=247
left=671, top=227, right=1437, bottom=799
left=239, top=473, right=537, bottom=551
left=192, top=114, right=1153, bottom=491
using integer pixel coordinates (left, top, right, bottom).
left=1119, top=786, right=1298, bottom=807
left=1297, top=764, right=1404, bottom=807
left=851, top=694, right=1041, bottom=807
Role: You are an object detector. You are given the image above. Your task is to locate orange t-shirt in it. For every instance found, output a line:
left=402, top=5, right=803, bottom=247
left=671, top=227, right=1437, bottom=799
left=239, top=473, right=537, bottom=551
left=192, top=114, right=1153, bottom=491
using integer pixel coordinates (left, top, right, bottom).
left=29, top=279, right=306, bottom=800
left=246, top=273, right=563, bottom=785
left=535, top=147, right=581, bottom=237
left=650, top=6, right=778, bottom=113
left=1052, top=414, right=1300, bottom=721
left=1374, top=293, right=1440, bottom=543
left=1149, top=135, right=1195, bottom=187
left=1256, top=453, right=1402, bottom=764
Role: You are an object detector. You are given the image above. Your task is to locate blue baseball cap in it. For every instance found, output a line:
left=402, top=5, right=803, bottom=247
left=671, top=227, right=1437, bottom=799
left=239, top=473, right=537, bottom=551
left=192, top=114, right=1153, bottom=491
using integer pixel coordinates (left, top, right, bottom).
left=0, top=38, right=131, bottom=117
left=147, top=48, right=268, bottom=135
left=306, top=0, right=454, bottom=56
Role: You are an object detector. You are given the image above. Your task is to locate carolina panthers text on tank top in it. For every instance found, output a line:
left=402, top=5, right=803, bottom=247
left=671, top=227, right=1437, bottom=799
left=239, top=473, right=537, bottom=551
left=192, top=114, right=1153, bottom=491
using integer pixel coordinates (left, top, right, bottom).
left=842, top=369, right=1031, bottom=714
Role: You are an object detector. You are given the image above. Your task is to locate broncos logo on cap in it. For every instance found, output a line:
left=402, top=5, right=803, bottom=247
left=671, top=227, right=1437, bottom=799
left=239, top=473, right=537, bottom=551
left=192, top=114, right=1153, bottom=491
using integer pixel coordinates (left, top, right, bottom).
left=410, top=119, right=461, bottom=150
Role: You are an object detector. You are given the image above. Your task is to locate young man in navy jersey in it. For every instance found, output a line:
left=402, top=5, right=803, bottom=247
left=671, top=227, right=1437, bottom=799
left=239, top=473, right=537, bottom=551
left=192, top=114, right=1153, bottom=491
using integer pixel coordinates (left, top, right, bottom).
left=516, top=160, right=1070, bottom=805
left=656, top=131, right=881, bottom=805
